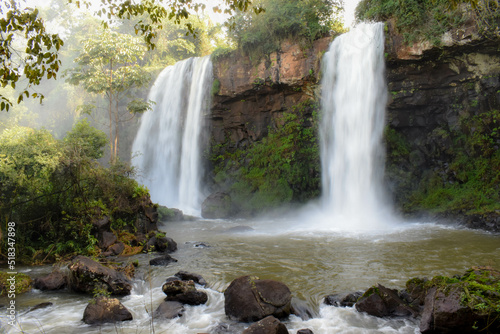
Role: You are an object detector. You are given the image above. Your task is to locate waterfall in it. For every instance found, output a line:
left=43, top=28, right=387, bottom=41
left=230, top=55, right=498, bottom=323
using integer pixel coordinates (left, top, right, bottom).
left=320, top=22, right=391, bottom=229
left=131, top=56, right=212, bottom=216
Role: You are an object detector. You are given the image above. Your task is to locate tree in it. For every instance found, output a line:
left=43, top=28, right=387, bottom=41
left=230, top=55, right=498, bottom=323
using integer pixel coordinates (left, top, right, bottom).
left=0, top=0, right=262, bottom=111
left=68, top=29, right=151, bottom=163
left=229, top=0, right=343, bottom=58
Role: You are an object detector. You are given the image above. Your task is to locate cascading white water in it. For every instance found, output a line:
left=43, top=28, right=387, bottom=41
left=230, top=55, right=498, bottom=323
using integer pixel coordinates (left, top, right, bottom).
left=132, top=56, right=212, bottom=216
left=320, top=22, right=391, bottom=229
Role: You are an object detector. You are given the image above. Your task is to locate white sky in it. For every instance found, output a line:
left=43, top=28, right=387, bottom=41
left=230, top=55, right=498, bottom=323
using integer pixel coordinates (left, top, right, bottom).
left=344, top=0, right=361, bottom=27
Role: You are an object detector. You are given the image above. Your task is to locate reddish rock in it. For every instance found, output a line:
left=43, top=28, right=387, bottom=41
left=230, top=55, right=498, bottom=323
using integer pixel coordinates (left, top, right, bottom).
left=82, top=297, right=132, bottom=325
left=242, top=316, right=288, bottom=334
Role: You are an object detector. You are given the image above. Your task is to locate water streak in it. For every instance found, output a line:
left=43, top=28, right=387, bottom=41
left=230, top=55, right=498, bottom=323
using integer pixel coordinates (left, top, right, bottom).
left=132, top=56, right=212, bottom=215
left=320, top=22, right=391, bottom=229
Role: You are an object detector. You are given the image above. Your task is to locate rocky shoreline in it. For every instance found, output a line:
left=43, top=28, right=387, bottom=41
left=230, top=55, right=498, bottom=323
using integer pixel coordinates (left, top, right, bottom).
left=2, top=227, right=499, bottom=333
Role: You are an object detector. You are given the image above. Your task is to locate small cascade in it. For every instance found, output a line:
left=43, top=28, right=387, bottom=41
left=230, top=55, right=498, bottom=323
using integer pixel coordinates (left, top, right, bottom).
left=131, top=56, right=212, bottom=216
left=320, top=22, right=391, bottom=228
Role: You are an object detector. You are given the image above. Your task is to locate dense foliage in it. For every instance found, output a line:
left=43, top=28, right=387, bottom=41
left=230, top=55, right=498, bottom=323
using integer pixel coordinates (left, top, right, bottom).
left=385, top=109, right=500, bottom=215
left=228, top=0, right=343, bottom=60
left=0, top=120, right=149, bottom=263
left=210, top=101, right=320, bottom=215
left=356, top=0, right=499, bottom=44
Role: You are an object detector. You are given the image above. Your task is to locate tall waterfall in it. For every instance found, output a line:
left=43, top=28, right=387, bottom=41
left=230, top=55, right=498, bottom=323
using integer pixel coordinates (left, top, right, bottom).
left=132, top=56, right=212, bottom=216
left=320, top=22, right=391, bottom=229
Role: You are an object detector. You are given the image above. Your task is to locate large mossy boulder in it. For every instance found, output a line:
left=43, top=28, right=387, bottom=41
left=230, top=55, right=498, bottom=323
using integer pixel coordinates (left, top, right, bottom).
left=224, top=275, right=292, bottom=322
left=82, top=296, right=133, bottom=325
left=201, top=192, right=234, bottom=219
left=411, top=267, right=500, bottom=333
left=68, top=256, right=132, bottom=295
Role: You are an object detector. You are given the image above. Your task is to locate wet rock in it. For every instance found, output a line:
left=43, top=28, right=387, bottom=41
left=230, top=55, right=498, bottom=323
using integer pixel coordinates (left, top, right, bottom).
left=224, top=275, right=292, bottom=322
left=162, top=279, right=208, bottom=306
left=82, top=296, right=133, bottom=325
left=226, top=226, right=254, bottom=233
left=149, top=254, right=178, bottom=266
left=297, top=330, right=314, bottom=334
left=68, top=256, right=132, bottom=295
left=144, top=235, right=178, bottom=253
left=27, top=302, right=53, bottom=313
left=108, top=242, right=125, bottom=256
left=165, top=290, right=208, bottom=305
left=156, top=236, right=178, bottom=253
left=34, top=271, right=66, bottom=291
left=99, top=231, right=117, bottom=250
left=163, top=280, right=196, bottom=295
left=201, top=192, right=234, bottom=219
left=355, top=284, right=418, bottom=318
left=153, top=301, right=185, bottom=319
left=324, top=291, right=363, bottom=307
left=291, top=298, right=316, bottom=320
left=193, top=242, right=210, bottom=248
left=242, top=316, right=288, bottom=334
left=174, top=271, right=207, bottom=286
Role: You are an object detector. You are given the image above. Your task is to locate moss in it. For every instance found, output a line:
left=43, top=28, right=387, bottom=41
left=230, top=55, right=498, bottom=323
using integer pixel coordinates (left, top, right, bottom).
left=211, top=78, right=221, bottom=96
left=0, top=272, right=32, bottom=296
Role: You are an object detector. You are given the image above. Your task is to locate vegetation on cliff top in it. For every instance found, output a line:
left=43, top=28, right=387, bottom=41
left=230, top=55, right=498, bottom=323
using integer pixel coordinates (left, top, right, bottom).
left=356, top=0, right=499, bottom=45
left=223, top=0, right=344, bottom=61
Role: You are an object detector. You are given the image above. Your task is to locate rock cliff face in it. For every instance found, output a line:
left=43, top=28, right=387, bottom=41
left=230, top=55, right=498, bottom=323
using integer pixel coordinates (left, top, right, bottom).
left=208, top=27, right=500, bottom=228
left=209, top=37, right=331, bottom=150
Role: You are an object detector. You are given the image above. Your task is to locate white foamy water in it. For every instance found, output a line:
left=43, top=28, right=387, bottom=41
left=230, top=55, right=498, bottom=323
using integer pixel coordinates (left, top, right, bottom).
left=320, top=22, right=392, bottom=230
left=131, top=56, right=212, bottom=216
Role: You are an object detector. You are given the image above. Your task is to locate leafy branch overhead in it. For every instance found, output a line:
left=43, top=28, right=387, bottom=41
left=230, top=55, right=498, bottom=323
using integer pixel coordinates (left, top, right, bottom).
left=0, top=0, right=263, bottom=111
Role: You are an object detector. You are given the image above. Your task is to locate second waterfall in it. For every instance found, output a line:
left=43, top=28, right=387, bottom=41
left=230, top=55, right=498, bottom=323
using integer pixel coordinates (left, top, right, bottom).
left=132, top=56, right=212, bottom=216
left=320, top=22, right=393, bottom=229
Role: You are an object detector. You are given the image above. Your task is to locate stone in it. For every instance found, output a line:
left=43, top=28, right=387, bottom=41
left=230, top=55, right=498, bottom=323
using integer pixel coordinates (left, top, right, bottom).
left=324, top=291, right=363, bottom=308
left=108, top=242, right=125, bottom=256
left=149, top=254, right=178, bottom=266
left=355, top=284, right=418, bottom=318
left=201, top=192, right=234, bottom=219
left=174, top=271, right=207, bottom=286
left=68, top=255, right=132, bottom=295
left=82, top=297, right=133, bottom=325
left=153, top=301, right=185, bottom=319
left=224, top=275, right=292, bottom=322
left=155, top=236, right=178, bottom=253
left=28, top=302, right=53, bottom=313
left=242, top=316, right=288, bottom=334
left=162, top=280, right=208, bottom=306
left=92, top=216, right=111, bottom=235
left=291, top=298, right=316, bottom=320
left=297, top=330, right=314, bottom=334
left=34, top=271, right=66, bottom=291
left=99, top=231, right=117, bottom=250
left=165, top=290, right=208, bottom=306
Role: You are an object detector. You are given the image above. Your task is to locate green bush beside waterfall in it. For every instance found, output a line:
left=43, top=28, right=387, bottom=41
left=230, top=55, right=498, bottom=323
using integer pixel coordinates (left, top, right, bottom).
left=0, top=120, right=153, bottom=263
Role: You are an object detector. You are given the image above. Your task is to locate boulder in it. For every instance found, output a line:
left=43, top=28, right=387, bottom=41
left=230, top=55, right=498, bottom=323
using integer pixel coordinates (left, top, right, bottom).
left=224, top=276, right=292, bottom=322
left=174, top=271, right=207, bottom=286
left=419, top=286, right=496, bottom=333
left=144, top=235, right=178, bottom=253
left=68, top=256, right=132, bottom=295
left=92, top=216, right=111, bottom=236
left=150, top=254, right=178, bottom=266
left=99, top=231, right=117, bottom=250
left=28, top=302, right=53, bottom=313
left=153, top=301, right=185, bottom=319
left=82, top=297, right=133, bottom=325
left=108, top=242, right=125, bottom=256
left=355, top=284, right=418, bottom=318
left=297, top=330, right=314, bottom=334
left=324, top=291, right=363, bottom=308
left=291, top=298, right=316, bottom=320
left=162, top=280, right=208, bottom=306
left=34, top=271, right=66, bottom=291
left=242, top=316, right=288, bottom=334
left=201, top=192, right=234, bottom=219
